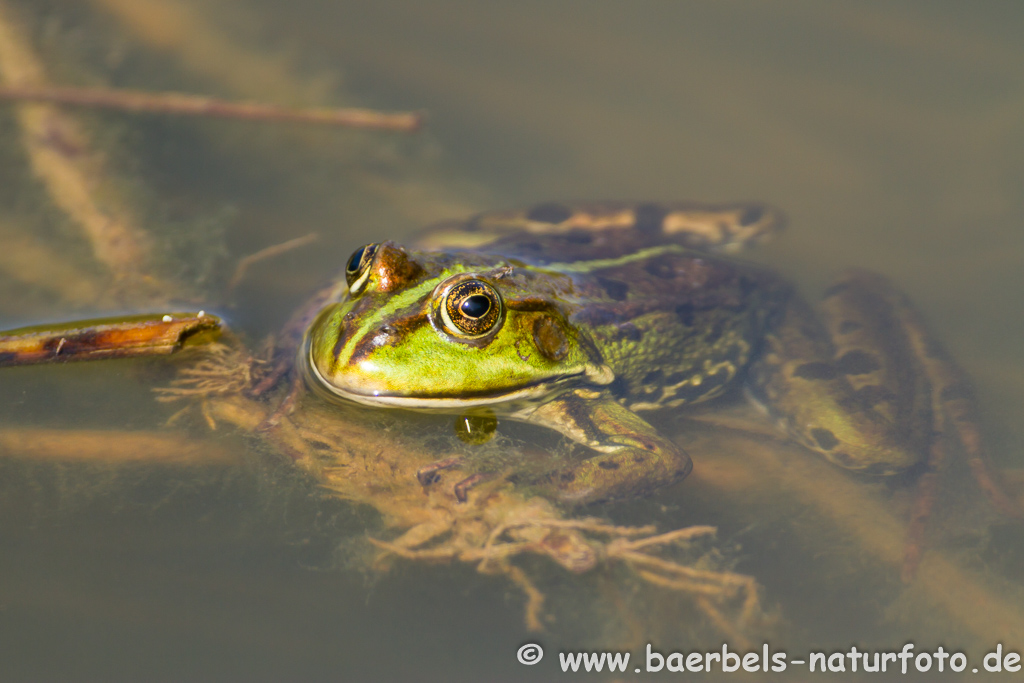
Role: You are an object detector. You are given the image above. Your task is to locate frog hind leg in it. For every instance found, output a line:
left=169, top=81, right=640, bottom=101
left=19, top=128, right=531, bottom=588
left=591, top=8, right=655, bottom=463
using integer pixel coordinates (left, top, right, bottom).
left=748, top=276, right=931, bottom=476
left=835, top=270, right=1021, bottom=511
left=750, top=269, right=1020, bottom=577
left=520, top=390, right=692, bottom=505
left=823, top=270, right=1022, bottom=578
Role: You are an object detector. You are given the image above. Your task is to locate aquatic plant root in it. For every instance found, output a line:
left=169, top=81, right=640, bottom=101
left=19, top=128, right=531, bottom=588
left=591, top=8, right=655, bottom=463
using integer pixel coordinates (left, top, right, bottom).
left=158, top=344, right=763, bottom=638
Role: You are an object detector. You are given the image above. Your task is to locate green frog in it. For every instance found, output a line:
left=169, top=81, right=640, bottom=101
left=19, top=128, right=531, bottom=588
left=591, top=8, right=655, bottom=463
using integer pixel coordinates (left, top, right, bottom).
left=286, top=201, right=992, bottom=507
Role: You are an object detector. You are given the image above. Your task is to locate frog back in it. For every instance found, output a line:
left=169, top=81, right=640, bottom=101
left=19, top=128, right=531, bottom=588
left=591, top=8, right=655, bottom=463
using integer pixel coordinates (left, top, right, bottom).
left=567, top=247, right=789, bottom=410
left=414, top=200, right=782, bottom=260
left=416, top=201, right=789, bottom=410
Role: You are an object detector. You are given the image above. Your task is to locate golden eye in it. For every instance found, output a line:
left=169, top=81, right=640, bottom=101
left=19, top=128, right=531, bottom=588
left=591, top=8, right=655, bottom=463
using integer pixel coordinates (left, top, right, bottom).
left=345, top=243, right=377, bottom=291
left=440, top=279, right=503, bottom=338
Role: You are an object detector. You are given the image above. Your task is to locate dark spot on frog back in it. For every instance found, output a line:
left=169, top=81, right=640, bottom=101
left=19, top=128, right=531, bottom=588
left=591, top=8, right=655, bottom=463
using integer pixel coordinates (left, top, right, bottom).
left=616, top=323, right=642, bottom=342
left=675, top=303, right=695, bottom=326
left=565, top=230, right=593, bottom=245
left=739, top=205, right=765, bottom=226
left=810, top=427, right=839, bottom=450
left=527, top=203, right=573, bottom=224
left=596, top=277, right=629, bottom=301
left=793, top=362, right=837, bottom=380
left=574, top=306, right=625, bottom=327
left=835, top=350, right=880, bottom=375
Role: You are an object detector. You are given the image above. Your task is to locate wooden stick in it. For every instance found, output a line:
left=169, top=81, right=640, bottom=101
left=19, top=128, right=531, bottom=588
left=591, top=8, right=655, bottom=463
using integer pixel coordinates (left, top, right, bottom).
left=0, top=312, right=221, bottom=366
left=0, top=85, right=423, bottom=131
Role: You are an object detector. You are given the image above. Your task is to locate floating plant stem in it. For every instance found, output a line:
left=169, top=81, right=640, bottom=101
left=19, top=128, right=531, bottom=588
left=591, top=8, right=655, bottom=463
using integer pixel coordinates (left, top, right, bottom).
left=0, top=85, right=423, bottom=131
left=0, top=312, right=221, bottom=366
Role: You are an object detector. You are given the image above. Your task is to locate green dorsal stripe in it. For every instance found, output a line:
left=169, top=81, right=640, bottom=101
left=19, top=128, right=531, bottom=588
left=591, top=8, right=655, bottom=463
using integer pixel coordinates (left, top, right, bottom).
left=544, top=244, right=689, bottom=273
left=338, top=267, right=470, bottom=365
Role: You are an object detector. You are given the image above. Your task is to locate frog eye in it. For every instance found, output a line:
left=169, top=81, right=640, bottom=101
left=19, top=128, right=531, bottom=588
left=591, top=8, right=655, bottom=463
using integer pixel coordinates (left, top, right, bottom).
left=345, top=243, right=377, bottom=292
left=440, top=279, right=504, bottom=338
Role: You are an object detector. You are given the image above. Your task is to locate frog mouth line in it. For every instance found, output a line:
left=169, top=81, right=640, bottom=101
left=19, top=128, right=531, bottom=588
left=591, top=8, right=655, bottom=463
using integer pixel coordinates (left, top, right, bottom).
left=305, top=347, right=584, bottom=409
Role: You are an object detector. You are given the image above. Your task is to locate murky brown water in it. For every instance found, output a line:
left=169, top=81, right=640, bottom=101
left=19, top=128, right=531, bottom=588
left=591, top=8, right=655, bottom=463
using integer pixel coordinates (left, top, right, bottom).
left=1, top=1, right=1023, bottom=680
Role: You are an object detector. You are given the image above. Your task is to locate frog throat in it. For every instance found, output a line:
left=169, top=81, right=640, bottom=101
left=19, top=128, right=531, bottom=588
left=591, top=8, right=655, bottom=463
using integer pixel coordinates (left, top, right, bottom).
left=304, top=343, right=608, bottom=409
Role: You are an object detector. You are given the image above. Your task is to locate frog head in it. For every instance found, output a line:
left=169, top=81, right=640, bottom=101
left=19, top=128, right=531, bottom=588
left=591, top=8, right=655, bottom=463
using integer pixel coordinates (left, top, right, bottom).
left=306, top=241, right=612, bottom=409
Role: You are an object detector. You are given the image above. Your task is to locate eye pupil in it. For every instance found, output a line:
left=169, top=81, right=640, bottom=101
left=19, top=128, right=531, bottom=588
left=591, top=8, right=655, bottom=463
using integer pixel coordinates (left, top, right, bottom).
left=460, top=295, right=491, bottom=319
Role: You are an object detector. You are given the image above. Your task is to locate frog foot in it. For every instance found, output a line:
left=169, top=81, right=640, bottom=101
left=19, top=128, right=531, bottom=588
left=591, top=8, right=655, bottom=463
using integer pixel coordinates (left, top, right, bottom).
left=524, top=391, right=693, bottom=505
left=416, top=457, right=497, bottom=502
left=416, top=456, right=462, bottom=486
left=256, top=373, right=304, bottom=431
left=454, top=473, right=492, bottom=502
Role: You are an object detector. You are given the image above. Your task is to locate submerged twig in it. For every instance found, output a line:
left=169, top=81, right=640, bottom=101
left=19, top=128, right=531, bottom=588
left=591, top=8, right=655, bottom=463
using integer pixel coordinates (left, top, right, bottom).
left=226, top=232, right=319, bottom=294
left=0, top=86, right=423, bottom=131
left=90, top=0, right=479, bottom=226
